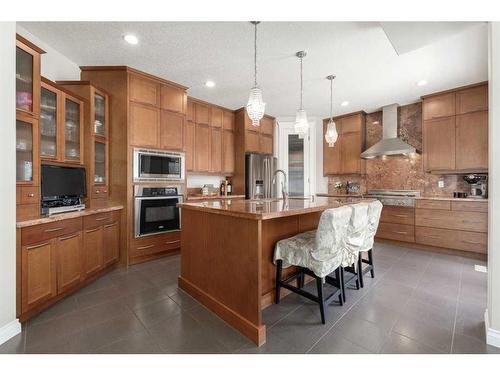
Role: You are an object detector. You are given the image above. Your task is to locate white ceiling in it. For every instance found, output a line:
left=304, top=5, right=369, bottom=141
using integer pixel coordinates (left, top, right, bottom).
left=19, top=21, right=488, bottom=118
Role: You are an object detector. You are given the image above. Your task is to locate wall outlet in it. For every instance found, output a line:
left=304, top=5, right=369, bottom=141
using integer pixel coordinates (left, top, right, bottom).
left=438, top=180, right=445, bottom=188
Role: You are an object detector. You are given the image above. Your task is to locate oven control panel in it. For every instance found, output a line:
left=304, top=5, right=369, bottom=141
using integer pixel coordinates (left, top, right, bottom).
left=135, top=186, right=181, bottom=197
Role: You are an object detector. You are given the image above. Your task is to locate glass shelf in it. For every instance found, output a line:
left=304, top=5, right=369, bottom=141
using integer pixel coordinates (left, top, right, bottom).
left=16, top=120, right=33, bottom=182
left=40, top=87, right=57, bottom=157
left=94, top=141, right=106, bottom=183
left=65, top=98, right=80, bottom=160
left=94, top=93, right=106, bottom=136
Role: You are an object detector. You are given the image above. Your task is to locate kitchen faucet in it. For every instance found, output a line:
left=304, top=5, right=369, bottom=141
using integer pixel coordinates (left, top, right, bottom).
left=272, top=169, right=288, bottom=200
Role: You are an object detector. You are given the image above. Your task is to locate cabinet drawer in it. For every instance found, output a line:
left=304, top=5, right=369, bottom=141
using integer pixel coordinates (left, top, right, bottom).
left=130, top=231, right=180, bottom=257
left=20, top=186, right=40, bottom=204
left=415, top=226, right=487, bottom=254
left=415, top=199, right=451, bottom=210
left=22, top=217, right=82, bottom=245
left=84, top=210, right=119, bottom=229
left=376, top=222, right=415, bottom=242
left=380, top=206, right=414, bottom=225
left=91, top=185, right=109, bottom=199
left=17, top=203, right=40, bottom=221
left=451, top=200, right=487, bottom=213
left=415, top=208, right=487, bottom=233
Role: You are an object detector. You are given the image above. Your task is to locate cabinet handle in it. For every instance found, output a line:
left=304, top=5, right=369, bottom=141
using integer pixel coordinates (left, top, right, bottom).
left=95, top=217, right=108, bottom=221
left=463, top=240, right=481, bottom=245
left=59, top=233, right=79, bottom=241
left=165, top=240, right=180, bottom=245
left=26, top=242, right=50, bottom=250
left=85, top=227, right=101, bottom=233
left=103, top=190, right=108, bottom=193
left=44, top=227, right=64, bottom=233
left=28, top=193, right=35, bottom=197
left=104, top=223, right=117, bottom=228
left=426, top=235, right=441, bottom=239
left=95, top=190, right=100, bottom=194
left=463, top=220, right=479, bottom=224
left=393, top=231, right=408, bottom=235
left=393, top=214, right=409, bottom=218
left=137, top=244, right=155, bottom=250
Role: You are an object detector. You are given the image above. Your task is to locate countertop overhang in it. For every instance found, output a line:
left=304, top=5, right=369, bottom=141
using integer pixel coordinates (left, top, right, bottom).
left=177, top=197, right=375, bottom=220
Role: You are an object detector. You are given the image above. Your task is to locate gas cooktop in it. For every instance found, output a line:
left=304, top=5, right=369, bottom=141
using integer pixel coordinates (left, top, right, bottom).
left=364, top=189, right=421, bottom=207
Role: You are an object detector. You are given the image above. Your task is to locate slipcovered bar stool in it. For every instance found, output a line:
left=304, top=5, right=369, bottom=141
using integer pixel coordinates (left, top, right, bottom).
left=273, top=205, right=352, bottom=324
left=357, top=200, right=383, bottom=287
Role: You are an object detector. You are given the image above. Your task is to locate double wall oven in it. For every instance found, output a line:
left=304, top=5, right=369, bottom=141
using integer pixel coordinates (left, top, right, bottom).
left=133, top=148, right=185, bottom=238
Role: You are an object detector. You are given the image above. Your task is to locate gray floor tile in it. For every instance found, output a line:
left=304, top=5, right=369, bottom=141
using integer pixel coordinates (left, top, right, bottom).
left=379, top=332, right=443, bottom=354
left=262, top=293, right=305, bottom=327
left=169, top=289, right=201, bottom=311
left=0, top=332, right=25, bottom=354
left=122, top=286, right=172, bottom=310
left=28, top=295, right=79, bottom=326
left=132, top=297, right=183, bottom=328
left=75, top=285, right=127, bottom=309
left=452, top=333, right=500, bottom=354
left=94, top=332, right=163, bottom=354
left=308, top=329, right=373, bottom=354
left=333, top=315, right=391, bottom=353
left=349, top=300, right=401, bottom=332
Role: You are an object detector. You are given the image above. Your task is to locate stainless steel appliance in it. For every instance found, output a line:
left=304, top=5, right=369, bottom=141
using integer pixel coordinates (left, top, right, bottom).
left=245, top=153, right=278, bottom=199
left=364, top=189, right=421, bottom=207
left=133, top=148, right=185, bottom=182
left=463, top=174, right=488, bottom=199
left=134, top=186, right=183, bottom=238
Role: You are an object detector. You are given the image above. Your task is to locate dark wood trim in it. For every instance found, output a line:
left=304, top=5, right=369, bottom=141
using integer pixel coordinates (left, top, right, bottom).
left=41, top=77, right=88, bottom=103
left=16, top=33, right=46, bottom=54
left=56, top=80, right=112, bottom=97
left=128, top=248, right=180, bottom=265
left=188, top=96, right=237, bottom=113
left=421, top=81, right=488, bottom=99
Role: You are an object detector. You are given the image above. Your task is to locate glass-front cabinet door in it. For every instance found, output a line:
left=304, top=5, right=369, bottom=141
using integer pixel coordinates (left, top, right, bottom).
left=40, top=86, right=58, bottom=158
left=94, top=140, right=106, bottom=184
left=64, top=97, right=82, bottom=162
left=16, top=115, right=38, bottom=184
left=16, top=47, right=34, bottom=113
left=94, top=92, right=106, bottom=136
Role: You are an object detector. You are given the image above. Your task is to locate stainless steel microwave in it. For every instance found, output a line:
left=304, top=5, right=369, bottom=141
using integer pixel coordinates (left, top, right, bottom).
left=133, top=148, right=185, bottom=182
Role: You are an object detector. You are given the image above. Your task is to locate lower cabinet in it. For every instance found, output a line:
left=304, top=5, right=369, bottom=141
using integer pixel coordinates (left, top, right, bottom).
left=18, top=209, right=121, bottom=320
left=376, top=206, right=415, bottom=243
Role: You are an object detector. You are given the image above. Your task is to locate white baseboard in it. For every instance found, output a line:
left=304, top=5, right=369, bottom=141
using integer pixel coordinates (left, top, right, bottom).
left=0, top=319, right=21, bottom=346
left=485, top=309, right=500, bottom=348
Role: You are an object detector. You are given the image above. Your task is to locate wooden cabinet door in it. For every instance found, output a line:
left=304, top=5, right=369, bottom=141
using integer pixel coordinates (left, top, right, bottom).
left=55, top=232, right=82, bottom=294
left=195, top=103, right=210, bottom=125
left=456, top=85, right=488, bottom=115
left=223, top=110, right=235, bottom=131
left=129, top=75, right=159, bottom=106
left=102, top=222, right=120, bottom=266
left=261, top=117, right=274, bottom=135
left=160, top=110, right=184, bottom=151
left=16, top=113, right=39, bottom=185
left=160, top=84, right=185, bottom=113
left=260, top=134, right=273, bottom=155
left=63, top=95, right=84, bottom=164
left=195, top=124, right=210, bottom=171
left=222, top=130, right=235, bottom=174
left=210, top=107, right=223, bottom=128
left=210, top=128, right=222, bottom=173
left=340, top=114, right=360, bottom=134
left=245, top=130, right=260, bottom=152
left=130, top=102, right=160, bottom=148
left=455, top=111, right=488, bottom=171
left=423, top=93, right=455, bottom=120
left=341, top=132, right=361, bottom=174
left=82, top=226, right=103, bottom=278
left=187, top=100, right=195, bottom=122
left=21, top=241, right=56, bottom=313
left=323, top=121, right=342, bottom=175
left=423, top=117, right=456, bottom=171
left=185, top=121, right=195, bottom=171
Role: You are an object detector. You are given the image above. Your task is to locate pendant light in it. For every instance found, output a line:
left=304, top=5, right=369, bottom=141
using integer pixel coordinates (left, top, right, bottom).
left=294, top=51, right=309, bottom=136
left=324, top=75, right=339, bottom=147
left=246, top=21, right=266, bottom=127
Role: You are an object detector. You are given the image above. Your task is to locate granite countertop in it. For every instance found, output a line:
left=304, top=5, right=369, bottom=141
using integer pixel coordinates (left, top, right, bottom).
left=186, top=194, right=246, bottom=201
left=415, top=196, right=488, bottom=202
left=17, top=204, right=124, bottom=228
left=178, top=196, right=373, bottom=220
left=316, top=193, right=363, bottom=198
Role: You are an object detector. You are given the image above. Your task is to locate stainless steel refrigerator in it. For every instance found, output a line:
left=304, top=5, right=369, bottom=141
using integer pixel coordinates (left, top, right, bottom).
left=245, top=153, right=278, bottom=199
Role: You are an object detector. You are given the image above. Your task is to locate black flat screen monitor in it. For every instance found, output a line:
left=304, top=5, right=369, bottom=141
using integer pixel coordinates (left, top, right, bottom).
left=41, top=165, right=86, bottom=199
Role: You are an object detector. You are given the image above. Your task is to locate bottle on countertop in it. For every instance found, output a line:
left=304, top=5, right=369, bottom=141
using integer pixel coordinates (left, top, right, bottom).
left=220, top=180, right=225, bottom=196
left=227, top=180, right=232, bottom=196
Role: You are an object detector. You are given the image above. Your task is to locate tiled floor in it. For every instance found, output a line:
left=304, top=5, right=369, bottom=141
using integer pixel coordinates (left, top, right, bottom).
left=1, top=242, right=499, bottom=354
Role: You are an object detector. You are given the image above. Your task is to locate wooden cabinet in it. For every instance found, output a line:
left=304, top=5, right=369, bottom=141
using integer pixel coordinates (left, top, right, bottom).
left=210, top=128, right=222, bottom=173
left=129, top=231, right=180, bottom=259
left=261, top=116, right=274, bottom=135
left=223, top=110, right=235, bottom=130
left=422, top=82, right=488, bottom=173
left=16, top=113, right=39, bottom=186
left=245, top=130, right=260, bottom=152
left=195, top=124, right=210, bottom=172
left=160, top=84, right=186, bottom=114
left=260, top=134, right=273, bottom=155
left=323, top=112, right=365, bottom=176
left=16, top=35, right=43, bottom=117
left=55, top=232, right=82, bottom=294
left=130, top=102, right=160, bottom=148
left=187, top=100, right=195, bottom=122
left=83, top=226, right=103, bottom=278
left=129, top=74, right=159, bottom=106
left=423, top=117, right=456, bottom=171
left=160, top=110, right=185, bottom=150
left=195, top=102, right=210, bottom=125
left=102, top=221, right=120, bottom=266
left=211, top=107, right=223, bottom=128
left=222, top=130, right=235, bottom=174
left=455, top=111, right=488, bottom=170
left=185, top=121, right=195, bottom=171
left=376, top=206, right=415, bottom=243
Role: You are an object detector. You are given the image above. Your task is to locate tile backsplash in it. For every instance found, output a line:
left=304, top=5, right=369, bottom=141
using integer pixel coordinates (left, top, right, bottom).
left=328, top=102, right=470, bottom=197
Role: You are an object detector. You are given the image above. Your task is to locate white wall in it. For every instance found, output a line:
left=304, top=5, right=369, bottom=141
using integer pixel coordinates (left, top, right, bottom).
left=487, top=21, right=500, bottom=348
left=0, top=22, right=21, bottom=345
left=16, top=25, right=80, bottom=81
left=186, top=174, right=226, bottom=189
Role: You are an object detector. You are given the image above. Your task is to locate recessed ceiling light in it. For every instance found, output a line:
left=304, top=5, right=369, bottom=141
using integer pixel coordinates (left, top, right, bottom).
left=205, top=80, right=215, bottom=88
left=341, top=101, right=349, bottom=107
left=417, top=79, right=428, bottom=87
left=123, top=34, right=138, bottom=45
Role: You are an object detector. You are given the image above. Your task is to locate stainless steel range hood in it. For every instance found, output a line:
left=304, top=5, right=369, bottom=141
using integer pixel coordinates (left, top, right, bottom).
left=360, top=103, right=416, bottom=159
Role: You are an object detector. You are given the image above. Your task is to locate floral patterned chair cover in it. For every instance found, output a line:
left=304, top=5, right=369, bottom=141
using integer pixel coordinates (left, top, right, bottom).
left=342, top=202, right=370, bottom=267
left=273, top=205, right=352, bottom=278
left=361, top=200, right=383, bottom=252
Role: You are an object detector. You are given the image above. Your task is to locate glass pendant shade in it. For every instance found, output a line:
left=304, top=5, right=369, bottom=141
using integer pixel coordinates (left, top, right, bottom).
left=246, top=86, right=266, bottom=127
left=294, top=109, right=309, bottom=135
left=325, top=119, right=338, bottom=147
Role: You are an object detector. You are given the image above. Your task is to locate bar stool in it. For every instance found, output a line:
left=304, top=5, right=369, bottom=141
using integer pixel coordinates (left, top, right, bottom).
left=273, top=205, right=352, bottom=324
left=357, top=200, right=383, bottom=288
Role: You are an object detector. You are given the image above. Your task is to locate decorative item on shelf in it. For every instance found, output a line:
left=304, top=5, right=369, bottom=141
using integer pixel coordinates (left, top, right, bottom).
left=246, top=21, right=266, bottom=127
left=334, top=181, right=343, bottom=194
left=202, top=184, right=210, bottom=196
left=227, top=179, right=232, bottom=196
left=324, top=75, right=338, bottom=147
left=294, top=51, right=309, bottom=137
left=346, top=181, right=360, bottom=194
left=220, top=180, right=226, bottom=196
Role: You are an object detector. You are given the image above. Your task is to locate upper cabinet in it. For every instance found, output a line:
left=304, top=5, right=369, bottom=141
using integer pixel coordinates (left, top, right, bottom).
left=129, top=75, right=159, bottom=107
left=160, top=84, right=186, bottom=114
left=39, top=78, right=84, bottom=165
left=235, top=109, right=276, bottom=155
left=16, top=35, right=43, bottom=117
left=323, top=112, right=366, bottom=176
left=422, top=82, right=488, bottom=173
left=16, top=113, right=39, bottom=185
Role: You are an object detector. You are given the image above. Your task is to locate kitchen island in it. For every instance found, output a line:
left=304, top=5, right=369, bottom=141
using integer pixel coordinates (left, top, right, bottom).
left=177, top=196, right=372, bottom=345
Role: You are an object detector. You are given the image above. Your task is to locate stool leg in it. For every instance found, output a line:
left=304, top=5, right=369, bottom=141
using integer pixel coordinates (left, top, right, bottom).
left=368, top=249, right=375, bottom=278
left=340, top=267, right=346, bottom=303
left=316, top=277, right=326, bottom=324
left=275, top=260, right=283, bottom=304
left=299, top=270, right=305, bottom=289
left=357, top=254, right=364, bottom=288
